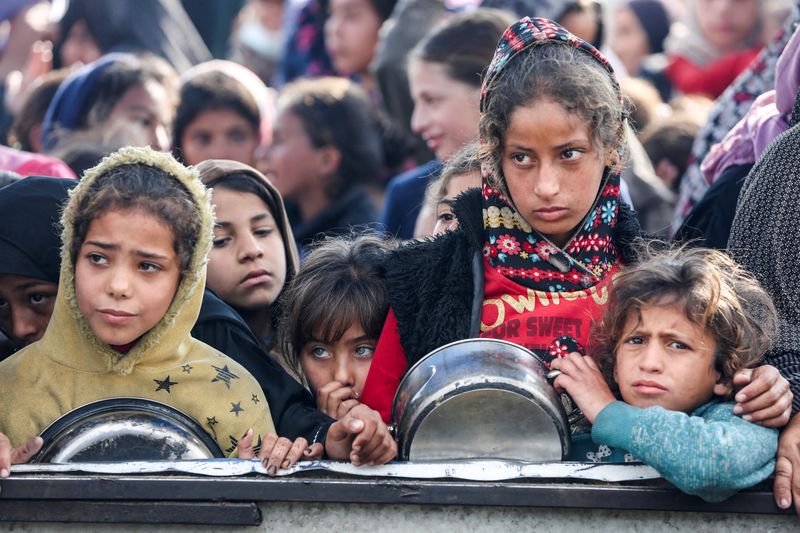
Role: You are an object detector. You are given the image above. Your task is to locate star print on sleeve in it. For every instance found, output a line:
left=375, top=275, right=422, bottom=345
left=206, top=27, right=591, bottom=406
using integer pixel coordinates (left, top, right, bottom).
left=181, top=364, right=192, bottom=374
left=206, top=416, right=218, bottom=437
left=225, top=431, right=262, bottom=455
left=226, top=435, right=238, bottom=455
left=211, top=365, right=239, bottom=389
left=153, top=375, right=178, bottom=393
left=230, top=401, right=244, bottom=417
left=251, top=393, right=260, bottom=404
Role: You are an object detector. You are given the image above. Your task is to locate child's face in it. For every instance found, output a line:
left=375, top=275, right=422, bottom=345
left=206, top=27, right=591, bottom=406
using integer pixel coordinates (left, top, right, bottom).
left=0, top=274, right=58, bottom=347
left=108, top=81, right=174, bottom=152
left=500, top=99, right=607, bottom=248
left=75, top=208, right=181, bottom=346
left=408, top=60, right=482, bottom=162
left=207, top=188, right=287, bottom=311
left=612, top=6, right=650, bottom=75
left=60, top=19, right=102, bottom=68
left=300, top=322, right=376, bottom=398
left=264, top=110, right=328, bottom=201
left=614, top=303, right=726, bottom=414
left=180, top=109, right=259, bottom=166
left=433, top=170, right=482, bottom=235
left=324, top=0, right=382, bottom=76
left=696, top=0, right=759, bottom=52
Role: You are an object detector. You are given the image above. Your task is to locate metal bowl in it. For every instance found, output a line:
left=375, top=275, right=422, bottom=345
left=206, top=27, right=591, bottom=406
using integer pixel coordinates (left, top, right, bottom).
left=392, top=338, right=570, bottom=462
left=31, top=398, right=224, bottom=463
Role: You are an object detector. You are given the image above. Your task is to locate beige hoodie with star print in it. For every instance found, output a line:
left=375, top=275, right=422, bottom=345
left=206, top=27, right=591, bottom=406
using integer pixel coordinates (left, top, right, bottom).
left=0, top=147, right=274, bottom=454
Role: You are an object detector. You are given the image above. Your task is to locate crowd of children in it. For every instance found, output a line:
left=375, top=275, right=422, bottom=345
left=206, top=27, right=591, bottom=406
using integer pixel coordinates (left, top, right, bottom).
left=0, top=0, right=799, bottom=513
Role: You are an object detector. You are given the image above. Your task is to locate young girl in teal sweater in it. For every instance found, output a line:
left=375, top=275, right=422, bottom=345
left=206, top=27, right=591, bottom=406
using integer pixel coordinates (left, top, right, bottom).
left=551, top=247, right=780, bottom=502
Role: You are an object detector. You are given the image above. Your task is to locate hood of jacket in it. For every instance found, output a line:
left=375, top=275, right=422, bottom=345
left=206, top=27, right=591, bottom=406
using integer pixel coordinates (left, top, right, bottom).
left=42, top=146, right=215, bottom=375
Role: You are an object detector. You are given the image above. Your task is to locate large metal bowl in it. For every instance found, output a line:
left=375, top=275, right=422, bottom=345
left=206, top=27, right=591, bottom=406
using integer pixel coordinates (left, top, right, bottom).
left=31, top=398, right=224, bottom=463
left=392, top=338, right=570, bottom=462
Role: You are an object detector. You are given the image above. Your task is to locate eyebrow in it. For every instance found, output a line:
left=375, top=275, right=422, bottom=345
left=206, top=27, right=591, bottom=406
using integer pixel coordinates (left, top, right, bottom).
left=437, top=199, right=456, bottom=208
left=214, top=212, right=273, bottom=228
left=13, top=281, right=54, bottom=293
left=84, top=240, right=171, bottom=261
left=307, top=334, right=375, bottom=345
left=507, top=139, right=590, bottom=151
left=122, top=105, right=155, bottom=114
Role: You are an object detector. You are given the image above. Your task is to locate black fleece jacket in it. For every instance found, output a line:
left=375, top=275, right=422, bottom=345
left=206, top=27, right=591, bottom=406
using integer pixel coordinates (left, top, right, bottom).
left=383, top=188, right=646, bottom=366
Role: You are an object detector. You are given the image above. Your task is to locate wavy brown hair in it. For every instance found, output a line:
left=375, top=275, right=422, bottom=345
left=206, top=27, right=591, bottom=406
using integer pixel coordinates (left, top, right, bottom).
left=591, top=244, right=778, bottom=390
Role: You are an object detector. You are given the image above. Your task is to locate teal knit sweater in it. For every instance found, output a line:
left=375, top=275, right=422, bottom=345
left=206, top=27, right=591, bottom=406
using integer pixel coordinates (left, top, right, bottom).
left=569, top=400, right=778, bottom=502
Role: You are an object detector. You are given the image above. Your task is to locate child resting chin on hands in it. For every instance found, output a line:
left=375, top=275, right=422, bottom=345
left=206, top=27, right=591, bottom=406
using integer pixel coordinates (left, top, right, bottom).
left=551, top=247, right=783, bottom=502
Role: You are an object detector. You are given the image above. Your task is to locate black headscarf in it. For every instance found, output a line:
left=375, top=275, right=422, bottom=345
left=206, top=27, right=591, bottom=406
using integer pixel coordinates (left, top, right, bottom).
left=0, top=177, right=77, bottom=283
left=54, top=0, right=210, bottom=72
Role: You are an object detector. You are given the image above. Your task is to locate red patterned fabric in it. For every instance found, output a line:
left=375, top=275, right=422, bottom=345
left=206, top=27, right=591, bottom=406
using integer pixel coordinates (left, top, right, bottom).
left=479, top=258, right=619, bottom=366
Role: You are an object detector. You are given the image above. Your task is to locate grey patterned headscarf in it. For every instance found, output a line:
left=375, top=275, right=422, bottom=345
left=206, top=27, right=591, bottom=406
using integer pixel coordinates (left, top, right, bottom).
left=728, top=116, right=800, bottom=415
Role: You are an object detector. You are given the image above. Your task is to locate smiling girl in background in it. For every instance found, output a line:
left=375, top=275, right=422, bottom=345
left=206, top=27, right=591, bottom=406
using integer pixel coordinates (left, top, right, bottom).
left=381, top=8, right=513, bottom=239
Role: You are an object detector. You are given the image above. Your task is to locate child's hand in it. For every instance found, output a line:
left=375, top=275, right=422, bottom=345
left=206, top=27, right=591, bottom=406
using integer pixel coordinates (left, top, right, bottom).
left=324, top=404, right=396, bottom=466
left=732, top=365, right=792, bottom=428
left=0, top=433, right=42, bottom=480
left=549, top=353, right=616, bottom=424
left=316, top=381, right=361, bottom=419
left=237, top=428, right=320, bottom=476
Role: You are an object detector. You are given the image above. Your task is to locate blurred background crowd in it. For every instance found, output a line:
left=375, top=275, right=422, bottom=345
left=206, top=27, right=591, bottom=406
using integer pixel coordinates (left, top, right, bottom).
left=0, top=0, right=796, bottom=245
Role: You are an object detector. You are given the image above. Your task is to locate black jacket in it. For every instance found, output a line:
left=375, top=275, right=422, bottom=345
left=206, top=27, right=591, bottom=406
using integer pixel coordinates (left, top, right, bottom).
left=384, top=188, right=646, bottom=366
left=675, top=163, right=753, bottom=249
left=192, top=289, right=333, bottom=443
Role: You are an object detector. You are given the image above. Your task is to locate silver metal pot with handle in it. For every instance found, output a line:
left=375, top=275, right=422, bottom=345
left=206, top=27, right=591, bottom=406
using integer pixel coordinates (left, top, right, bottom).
left=392, top=338, right=570, bottom=462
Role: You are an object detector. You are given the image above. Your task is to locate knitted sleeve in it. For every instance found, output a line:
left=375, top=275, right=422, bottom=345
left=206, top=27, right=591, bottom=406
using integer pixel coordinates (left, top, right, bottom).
left=766, top=350, right=800, bottom=416
left=591, top=401, right=778, bottom=502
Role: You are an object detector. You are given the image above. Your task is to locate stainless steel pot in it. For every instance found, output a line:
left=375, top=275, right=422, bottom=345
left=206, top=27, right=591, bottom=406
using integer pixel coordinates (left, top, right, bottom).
left=32, top=398, right=224, bottom=463
left=392, top=338, right=570, bottom=462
